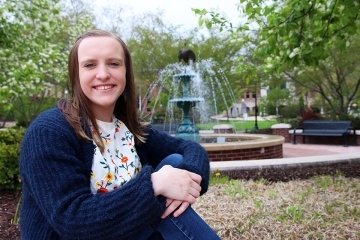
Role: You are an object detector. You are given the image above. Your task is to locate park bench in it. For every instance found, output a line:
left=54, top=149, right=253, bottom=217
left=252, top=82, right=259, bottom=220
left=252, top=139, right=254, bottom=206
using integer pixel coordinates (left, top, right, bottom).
left=292, top=120, right=355, bottom=146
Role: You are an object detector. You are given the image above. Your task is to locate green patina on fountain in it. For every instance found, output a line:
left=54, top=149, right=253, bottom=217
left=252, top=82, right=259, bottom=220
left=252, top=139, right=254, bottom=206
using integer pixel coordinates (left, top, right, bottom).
left=170, top=49, right=203, bottom=142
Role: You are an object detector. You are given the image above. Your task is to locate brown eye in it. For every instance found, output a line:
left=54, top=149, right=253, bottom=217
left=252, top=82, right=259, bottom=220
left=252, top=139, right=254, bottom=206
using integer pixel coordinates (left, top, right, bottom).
left=110, top=62, right=120, bottom=67
left=84, top=63, right=95, bottom=68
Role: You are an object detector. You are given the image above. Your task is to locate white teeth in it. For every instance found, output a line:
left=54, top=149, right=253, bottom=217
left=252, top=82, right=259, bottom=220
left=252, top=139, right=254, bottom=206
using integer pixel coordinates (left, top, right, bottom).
left=95, top=85, right=113, bottom=90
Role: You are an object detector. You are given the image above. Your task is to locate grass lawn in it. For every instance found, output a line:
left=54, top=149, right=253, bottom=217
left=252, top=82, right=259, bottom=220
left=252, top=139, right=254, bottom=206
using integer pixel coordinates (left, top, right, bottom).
left=197, top=119, right=278, bottom=132
left=193, top=174, right=360, bottom=240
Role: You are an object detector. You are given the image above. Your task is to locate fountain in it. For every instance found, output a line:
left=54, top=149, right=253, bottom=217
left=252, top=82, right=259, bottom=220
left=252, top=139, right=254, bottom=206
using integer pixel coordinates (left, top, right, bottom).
left=144, top=58, right=236, bottom=125
left=169, top=49, right=203, bottom=141
left=145, top=49, right=284, bottom=161
left=169, top=73, right=203, bottom=141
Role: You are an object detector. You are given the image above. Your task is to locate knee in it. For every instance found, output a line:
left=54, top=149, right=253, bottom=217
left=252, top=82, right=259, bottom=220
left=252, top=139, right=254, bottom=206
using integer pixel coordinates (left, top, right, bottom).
left=163, top=153, right=183, bottom=167
left=156, top=154, right=183, bottom=170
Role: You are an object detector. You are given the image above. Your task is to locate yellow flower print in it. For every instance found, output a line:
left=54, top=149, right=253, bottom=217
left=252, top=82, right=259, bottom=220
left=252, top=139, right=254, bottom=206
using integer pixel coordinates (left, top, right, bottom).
left=104, top=172, right=114, bottom=182
left=102, top=138, right=111, bottom=146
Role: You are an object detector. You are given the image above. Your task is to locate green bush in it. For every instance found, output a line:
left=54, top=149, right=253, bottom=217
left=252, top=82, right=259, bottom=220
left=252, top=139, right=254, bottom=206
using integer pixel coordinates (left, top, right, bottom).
left=279, top=104, right=301, bottom=119
left=12, top=96, right=57, bottom=127
left=350, top=117, right=360, bottom=129
left=0, top=127, right=25, bottom=190
left=339, top=115, right=360, bottom=130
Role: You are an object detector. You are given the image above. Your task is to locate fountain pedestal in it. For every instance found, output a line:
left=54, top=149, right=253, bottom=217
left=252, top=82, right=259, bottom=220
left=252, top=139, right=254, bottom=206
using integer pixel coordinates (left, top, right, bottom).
left=170, top=73, right=203, bottom=142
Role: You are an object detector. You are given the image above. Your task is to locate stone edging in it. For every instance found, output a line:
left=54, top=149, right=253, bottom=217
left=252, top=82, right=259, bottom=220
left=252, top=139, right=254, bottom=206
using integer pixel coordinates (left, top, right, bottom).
left=211, top=153, right=360, bottom=181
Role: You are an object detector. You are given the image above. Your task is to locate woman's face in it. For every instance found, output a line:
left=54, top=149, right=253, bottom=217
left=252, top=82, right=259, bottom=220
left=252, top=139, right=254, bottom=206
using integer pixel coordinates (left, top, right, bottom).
left=78, top=36, right=126, bottom=121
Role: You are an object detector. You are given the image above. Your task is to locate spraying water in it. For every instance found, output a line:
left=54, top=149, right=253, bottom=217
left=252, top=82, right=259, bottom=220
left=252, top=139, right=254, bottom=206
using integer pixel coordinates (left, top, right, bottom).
left=141, top=57, right=236, bottom=141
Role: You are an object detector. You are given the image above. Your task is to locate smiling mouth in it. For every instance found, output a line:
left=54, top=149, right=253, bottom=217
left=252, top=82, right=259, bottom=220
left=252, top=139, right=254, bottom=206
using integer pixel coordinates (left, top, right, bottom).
left=93, top=85, right=115, bottom=90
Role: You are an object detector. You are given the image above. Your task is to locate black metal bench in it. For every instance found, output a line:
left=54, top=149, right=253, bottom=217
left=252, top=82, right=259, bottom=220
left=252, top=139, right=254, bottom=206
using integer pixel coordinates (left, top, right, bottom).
left=292, top=120, right=355, bottom=146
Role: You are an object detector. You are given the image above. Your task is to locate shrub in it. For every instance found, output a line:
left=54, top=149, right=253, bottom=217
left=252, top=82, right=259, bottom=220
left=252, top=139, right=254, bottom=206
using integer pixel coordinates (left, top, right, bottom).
left=339, top=115, right=360, bottom=130
left=279, top=104, right=302, bottom=119
left=0, top=127, right=25, bottom=190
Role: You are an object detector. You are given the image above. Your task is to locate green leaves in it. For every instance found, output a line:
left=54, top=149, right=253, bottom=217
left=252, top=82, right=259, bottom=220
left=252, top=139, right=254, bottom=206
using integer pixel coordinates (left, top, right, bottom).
left=192, top=8, right=232, bottom=32
left=1, top=0, right=65, bottom=99
left=0, top=0, right=94, bottom=125
left=0, top=128, right=25, bottom=190
left=194, top=0, right=360, bottom=118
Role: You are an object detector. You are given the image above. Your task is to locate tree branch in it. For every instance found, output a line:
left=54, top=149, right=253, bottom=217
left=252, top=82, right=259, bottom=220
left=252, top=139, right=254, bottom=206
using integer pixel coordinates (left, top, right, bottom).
left=323, top=0, right=338, bottom=38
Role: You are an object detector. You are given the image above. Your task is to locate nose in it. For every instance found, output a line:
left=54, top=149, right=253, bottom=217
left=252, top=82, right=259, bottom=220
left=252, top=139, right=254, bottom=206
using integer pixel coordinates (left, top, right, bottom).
left=96, top=64, right=110, bottom=80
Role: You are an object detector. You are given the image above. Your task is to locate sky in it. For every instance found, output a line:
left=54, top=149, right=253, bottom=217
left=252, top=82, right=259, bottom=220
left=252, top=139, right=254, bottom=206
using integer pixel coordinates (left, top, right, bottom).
left=90, top=0, right=241, bottom=34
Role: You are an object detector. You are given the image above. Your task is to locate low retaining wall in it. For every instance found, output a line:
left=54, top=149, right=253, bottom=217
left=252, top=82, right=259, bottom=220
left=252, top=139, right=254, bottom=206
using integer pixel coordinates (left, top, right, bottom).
left=201, top=133, right=284, bottom=161
left=211, top=153, right=360, bottom=181
left=207, top=145, right=282, bottom=161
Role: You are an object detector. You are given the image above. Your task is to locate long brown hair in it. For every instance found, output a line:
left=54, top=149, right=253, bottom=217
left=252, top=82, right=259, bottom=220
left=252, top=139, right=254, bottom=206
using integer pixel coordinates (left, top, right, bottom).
left=59, top=29, right=146, bottom=151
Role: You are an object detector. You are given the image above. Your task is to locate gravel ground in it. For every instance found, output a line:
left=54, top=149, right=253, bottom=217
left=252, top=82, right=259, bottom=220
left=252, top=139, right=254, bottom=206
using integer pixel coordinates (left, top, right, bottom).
left=193, top=176, right=360, bottom=239
left=1, top=175, right=359, bottom=240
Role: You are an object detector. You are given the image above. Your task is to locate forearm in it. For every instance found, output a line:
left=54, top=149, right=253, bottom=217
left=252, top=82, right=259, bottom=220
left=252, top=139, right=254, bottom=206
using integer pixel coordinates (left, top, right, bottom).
left=20, top=124, right=165, bottom=239
left=140, top=127, right=210, bottom=194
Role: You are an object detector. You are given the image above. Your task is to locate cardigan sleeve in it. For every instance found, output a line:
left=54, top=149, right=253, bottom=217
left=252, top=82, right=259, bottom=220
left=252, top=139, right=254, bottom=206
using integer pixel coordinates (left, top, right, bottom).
left=137, top=126, right=210, bottom=195
left=20, top=110, right=165, bottom=239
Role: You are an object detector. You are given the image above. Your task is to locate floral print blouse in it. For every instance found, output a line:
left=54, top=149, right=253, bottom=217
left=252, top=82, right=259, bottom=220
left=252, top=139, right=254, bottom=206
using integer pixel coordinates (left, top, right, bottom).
left=90, top=117, right=142, bottom=194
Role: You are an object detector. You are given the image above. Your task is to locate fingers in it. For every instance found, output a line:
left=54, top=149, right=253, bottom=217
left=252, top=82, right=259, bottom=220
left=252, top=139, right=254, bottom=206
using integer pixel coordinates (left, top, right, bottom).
left=165, top=198, right=173, bottom=207
left=173, top=201, right=190, bottom=217
left=182, top=179, right=200, bottom=203
left=190, top=172, right=202, bottom=184
left=188, top=185, right=200, bottom=200
left=161, top=200, right=191, bottom=219
left=161, top=199, right=180, bottom=219
left=191, top=180, right=202, bottom=193
left=152, top=166, right=202, bottom=201
left=184, top=193, right=196, bottom=205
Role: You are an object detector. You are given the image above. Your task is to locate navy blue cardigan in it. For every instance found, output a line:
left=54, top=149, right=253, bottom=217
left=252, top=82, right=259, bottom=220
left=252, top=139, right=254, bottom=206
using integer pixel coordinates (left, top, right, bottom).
left=19, top=107, right=209, bottom=239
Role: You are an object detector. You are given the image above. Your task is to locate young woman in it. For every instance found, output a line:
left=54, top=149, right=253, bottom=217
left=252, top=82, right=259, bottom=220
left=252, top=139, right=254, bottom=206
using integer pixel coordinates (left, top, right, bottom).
left=19, top=29, right=220, bottom=239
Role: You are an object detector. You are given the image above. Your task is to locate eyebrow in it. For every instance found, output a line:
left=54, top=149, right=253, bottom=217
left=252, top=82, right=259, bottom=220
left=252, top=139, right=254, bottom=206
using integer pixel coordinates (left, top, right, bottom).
left=108, top=58, right=124, bottom=63
left=79, top=57, right=124, bottom=65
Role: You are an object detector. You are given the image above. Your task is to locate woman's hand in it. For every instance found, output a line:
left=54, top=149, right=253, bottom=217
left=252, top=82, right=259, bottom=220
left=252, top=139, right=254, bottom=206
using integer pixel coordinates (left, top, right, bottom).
left=161, top=199, right=190, bottom=219
left=151, top=165, right=202, bottom=204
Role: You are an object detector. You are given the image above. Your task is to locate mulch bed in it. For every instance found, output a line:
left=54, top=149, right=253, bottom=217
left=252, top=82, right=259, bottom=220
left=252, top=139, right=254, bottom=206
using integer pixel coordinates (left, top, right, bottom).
left=2, top=176, right=359, bottom=240
left=0, top=190, right=20, bottom=240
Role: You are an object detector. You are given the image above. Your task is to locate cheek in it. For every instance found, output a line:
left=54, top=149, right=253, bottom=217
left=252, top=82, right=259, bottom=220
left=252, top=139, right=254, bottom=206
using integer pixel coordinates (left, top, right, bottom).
left=115, top=71, right=127, bottom=88
left=78, top=74, right=92, bottom=98
left=79, top=72, right=90, bottom=90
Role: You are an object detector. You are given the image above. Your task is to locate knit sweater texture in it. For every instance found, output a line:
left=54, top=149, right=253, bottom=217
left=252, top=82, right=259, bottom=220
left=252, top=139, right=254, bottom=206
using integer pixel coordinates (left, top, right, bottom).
left=19, top=107, right=210, bottom=240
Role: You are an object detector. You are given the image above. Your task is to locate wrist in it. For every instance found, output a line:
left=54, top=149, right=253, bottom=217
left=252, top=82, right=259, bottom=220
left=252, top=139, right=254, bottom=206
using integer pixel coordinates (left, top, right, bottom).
left=151, top=172, right=162, bottom=196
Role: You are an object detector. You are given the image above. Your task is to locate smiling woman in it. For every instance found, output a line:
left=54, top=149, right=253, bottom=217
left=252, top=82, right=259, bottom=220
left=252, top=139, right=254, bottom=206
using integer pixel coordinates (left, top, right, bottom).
left=78, top=36, right=127, bottom=122
left=19, top=29, right=220, bottom=240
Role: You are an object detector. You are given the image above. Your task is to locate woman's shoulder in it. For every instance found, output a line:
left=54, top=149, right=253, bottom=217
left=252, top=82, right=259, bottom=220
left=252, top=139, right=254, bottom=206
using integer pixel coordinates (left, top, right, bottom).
left=26, top=107, right=72, bottom=134
left=30, top=107, right=65, bottom=124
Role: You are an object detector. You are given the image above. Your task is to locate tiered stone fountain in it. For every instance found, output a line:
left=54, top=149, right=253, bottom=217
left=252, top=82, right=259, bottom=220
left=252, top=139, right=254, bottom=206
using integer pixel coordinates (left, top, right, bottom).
left=150, top=49, right=284, bottom=161
left=169, top=73, right=203, bottom=141
left=170, top=50, right=203, bottom=141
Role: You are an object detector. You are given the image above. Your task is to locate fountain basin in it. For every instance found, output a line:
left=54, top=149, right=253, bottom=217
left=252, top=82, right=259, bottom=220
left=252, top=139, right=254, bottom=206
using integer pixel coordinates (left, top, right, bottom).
left=199, top=133, right=284, bottom=161
left=169, top=97, right=204, bottom=103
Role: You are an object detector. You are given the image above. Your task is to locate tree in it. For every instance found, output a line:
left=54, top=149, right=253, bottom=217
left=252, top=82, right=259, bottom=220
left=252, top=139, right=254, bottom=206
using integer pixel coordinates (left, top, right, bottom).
left=127, top=13, right=181, bottom=89
left=0, top=0, right=94, bottom=126
left=266, top=87, right=290, bottom=116
left=285, top=37, right=360, bottom=118
left=194, top=0, right=360, bottom=118
left=125, top=13, right=244, bottom=121
left=237, top=0, right=359, bottom=70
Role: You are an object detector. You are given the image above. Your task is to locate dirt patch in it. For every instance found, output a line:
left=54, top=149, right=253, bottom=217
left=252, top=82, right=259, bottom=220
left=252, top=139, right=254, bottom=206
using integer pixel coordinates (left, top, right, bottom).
left=0, top=190, right=20, bottom=240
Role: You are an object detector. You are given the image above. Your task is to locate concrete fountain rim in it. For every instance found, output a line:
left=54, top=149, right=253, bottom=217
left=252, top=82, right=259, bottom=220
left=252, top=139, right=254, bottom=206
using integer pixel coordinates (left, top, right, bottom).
left=200, top=133, right=284, bottom=151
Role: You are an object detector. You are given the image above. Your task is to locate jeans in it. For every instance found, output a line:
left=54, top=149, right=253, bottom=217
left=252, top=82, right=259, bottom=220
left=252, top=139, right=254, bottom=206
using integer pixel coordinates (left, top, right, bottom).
left=134, top=154, right=220, bottom=240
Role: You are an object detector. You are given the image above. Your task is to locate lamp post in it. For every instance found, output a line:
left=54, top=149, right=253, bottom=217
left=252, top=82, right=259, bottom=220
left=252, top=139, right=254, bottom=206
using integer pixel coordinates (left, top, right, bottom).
left=253, top=80, right=259, bottom=131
